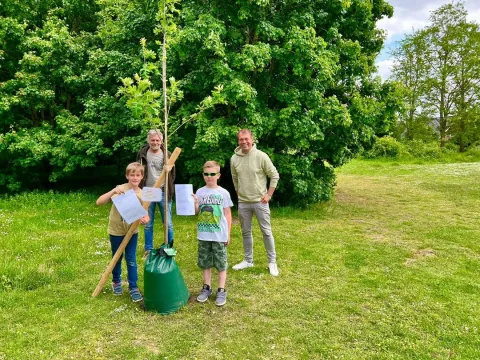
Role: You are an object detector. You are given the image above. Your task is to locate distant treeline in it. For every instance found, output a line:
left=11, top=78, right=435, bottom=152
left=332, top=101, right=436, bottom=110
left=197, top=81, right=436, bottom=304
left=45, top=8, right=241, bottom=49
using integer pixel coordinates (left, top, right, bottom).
left=390, top=2, right=480, bottom=152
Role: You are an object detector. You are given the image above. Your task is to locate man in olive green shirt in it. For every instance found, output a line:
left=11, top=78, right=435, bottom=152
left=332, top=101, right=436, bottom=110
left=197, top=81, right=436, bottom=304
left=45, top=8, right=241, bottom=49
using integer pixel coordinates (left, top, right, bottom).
left=230, top=129, right=280, bottom=276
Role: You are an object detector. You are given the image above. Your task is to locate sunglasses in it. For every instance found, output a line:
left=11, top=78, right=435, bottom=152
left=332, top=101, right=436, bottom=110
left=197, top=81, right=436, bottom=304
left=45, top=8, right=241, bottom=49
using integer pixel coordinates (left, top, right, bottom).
left=203, top=172, right=219, bottom=177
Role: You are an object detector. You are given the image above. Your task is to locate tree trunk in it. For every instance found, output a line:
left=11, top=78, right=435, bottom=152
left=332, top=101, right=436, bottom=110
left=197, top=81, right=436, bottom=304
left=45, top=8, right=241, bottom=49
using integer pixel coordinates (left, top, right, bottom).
left=31, top=108, right=38, bottom=127
left=407, top=107, right=415, bottom=140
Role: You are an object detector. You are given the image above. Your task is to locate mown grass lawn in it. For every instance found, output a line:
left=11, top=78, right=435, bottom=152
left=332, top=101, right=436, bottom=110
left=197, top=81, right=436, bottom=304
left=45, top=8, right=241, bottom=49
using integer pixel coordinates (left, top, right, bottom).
left=1, top=159, right=479, bottom=359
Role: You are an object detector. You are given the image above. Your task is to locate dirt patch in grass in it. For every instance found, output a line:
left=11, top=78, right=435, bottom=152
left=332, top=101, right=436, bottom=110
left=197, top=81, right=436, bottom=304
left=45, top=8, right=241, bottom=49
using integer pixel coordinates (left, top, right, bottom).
left=405, top=248, right=436, bottom=266
left=132, top=338, right=161, bottom=355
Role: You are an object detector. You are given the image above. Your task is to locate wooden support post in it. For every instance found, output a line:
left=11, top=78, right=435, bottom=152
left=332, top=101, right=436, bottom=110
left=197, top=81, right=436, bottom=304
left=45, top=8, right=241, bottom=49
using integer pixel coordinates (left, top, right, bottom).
left=92, top=147, right=182, bottom=297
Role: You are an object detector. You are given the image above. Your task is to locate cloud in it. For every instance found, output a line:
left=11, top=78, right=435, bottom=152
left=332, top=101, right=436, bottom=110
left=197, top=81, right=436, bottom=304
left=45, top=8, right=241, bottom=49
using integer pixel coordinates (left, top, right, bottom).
left=375, top=59, right=395, bottom=80
left=377, top=0, right=445, bottom=42
left=375, top=0, right=480, bottom=81
left=467, top=7, right=480, bottom=23
left=465, top=0, right=480, bottom=21
left=377, top=0, right=480, bottom=44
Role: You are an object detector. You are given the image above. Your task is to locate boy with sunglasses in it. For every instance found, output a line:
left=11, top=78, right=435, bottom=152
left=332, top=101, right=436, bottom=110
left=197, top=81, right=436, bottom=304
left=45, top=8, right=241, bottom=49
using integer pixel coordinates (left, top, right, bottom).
left=193, top=161, right=233, bottom=306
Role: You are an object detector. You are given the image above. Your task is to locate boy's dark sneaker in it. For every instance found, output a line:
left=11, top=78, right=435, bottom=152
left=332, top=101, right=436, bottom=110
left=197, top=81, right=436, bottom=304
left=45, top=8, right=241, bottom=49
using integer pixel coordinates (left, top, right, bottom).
left=112, top=282, right=122, bottom=296
left=130, top=288, right=143, bottom=302
left=215, top=289, right=227, bottom=306
left=196, top=284, right=212, bottom=303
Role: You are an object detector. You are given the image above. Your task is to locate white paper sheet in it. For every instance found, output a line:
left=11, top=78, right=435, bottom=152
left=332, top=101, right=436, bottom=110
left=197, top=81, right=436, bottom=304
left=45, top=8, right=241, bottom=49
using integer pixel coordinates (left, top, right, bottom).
left=111, top=189, right=147, bottom=224
left=142, top=187, right=163, bottom=202
left=175, top=184, right=195, bottom=216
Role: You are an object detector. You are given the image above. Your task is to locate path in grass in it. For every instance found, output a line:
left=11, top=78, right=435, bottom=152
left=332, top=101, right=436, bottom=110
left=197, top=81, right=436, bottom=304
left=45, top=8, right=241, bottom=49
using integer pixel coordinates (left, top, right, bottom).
left=0, top=160, right=479, bottom=359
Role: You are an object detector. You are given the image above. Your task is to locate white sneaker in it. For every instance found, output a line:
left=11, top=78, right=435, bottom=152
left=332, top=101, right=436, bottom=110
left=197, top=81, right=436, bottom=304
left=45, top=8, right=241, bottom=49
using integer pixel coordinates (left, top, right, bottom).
left=268, top=263, right=279, bottom=276
left=232, top=260, right=254, bottom=270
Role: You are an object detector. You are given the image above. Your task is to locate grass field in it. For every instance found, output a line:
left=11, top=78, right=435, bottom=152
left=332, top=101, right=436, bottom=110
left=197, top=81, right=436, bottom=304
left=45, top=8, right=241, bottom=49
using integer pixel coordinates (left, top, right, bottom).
left=1, top=159, right=479, bottom=359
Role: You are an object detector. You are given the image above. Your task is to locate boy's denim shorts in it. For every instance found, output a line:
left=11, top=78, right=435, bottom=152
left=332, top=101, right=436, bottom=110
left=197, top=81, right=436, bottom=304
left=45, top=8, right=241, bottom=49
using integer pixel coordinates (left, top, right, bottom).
left=197, top=240, right=228, bottom=271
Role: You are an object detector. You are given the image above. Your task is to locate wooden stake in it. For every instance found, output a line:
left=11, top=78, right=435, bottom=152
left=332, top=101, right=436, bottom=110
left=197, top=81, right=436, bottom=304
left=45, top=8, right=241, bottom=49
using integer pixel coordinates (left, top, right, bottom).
left=92, top=147, right=182, bottom=297
left=162, top=27, right=169, bottom=246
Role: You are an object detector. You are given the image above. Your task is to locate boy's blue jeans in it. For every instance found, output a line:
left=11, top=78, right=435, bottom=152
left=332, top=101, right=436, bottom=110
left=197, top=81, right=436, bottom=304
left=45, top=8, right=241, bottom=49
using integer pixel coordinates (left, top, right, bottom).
left=144, top=199, right=174, bottom=250
left=110, top=233, right=138, bottom=290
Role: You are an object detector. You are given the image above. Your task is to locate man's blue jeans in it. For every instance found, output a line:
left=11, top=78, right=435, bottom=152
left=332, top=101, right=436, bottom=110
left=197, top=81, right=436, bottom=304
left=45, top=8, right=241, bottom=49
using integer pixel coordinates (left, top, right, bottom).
left=144, top=199, right=174, bottom=250
left=110, top=233, right=138, bottom=290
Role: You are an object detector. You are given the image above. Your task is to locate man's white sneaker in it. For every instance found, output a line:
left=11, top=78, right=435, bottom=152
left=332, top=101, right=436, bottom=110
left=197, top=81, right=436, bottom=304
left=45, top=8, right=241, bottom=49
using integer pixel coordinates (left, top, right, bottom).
left=232, top=260, right=254, bottom=270
left=268, top=263, right=279, bottom=276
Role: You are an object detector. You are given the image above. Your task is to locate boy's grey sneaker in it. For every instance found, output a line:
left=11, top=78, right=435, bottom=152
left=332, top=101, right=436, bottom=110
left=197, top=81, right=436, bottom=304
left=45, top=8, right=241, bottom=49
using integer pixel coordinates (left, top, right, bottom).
left=197, top=284, right=212, bottom=303
left=112, top=282, right=122, bottom=296
left=130, top=288, right=143, bottom=302
left=232, top=260, right=254, bottom=270
left=215, top=289, right=227, bottom=307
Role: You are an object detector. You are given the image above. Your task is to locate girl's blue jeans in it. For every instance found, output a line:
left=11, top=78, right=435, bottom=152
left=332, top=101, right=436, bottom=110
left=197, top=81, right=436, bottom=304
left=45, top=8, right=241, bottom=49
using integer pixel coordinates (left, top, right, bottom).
left=110, top=233, right=138, bottom=290
left=144, top=199, right=174, bottom=250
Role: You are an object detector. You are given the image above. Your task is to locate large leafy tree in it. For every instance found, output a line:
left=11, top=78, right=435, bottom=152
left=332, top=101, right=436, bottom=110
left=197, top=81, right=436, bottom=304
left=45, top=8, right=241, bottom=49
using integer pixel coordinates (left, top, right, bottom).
left=0, top=2, right=103, bottom=190
left=158, top=0, right=396, bottom=205
left=450, top=21, right=480, bottom=151
left=0, top=0, right=151, bottom=190
left=422, top=3, right=466, bottom=148
left=391, top=32, right=436, bottom=141
left=0, top=0, right=398, bottom=206
left=391, top=2, right=480, bottom=150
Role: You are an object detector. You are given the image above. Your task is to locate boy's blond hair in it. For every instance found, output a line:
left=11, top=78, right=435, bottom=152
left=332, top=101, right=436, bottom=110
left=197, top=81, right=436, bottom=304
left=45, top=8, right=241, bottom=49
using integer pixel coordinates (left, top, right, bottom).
left=203, top=160, right=220, bottom=172
left=126, top=162, right=144, bottom=176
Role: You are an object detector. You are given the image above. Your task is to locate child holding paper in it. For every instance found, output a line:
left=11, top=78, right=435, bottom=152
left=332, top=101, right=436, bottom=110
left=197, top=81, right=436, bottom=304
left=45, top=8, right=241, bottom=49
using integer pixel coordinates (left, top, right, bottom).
left=96, top=162, right=150, bottom=302
left=193, top=161, right=233, bottom=306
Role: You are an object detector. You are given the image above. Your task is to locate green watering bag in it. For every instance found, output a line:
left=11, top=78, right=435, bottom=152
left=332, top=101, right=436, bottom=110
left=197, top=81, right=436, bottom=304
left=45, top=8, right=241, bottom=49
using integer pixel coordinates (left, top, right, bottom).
left=144, top=246, right=189, bottom=314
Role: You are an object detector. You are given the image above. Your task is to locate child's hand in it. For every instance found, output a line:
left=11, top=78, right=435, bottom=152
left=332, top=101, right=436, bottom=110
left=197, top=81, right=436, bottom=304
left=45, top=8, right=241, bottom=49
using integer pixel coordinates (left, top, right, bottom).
left=192, top=194, right=198, bottom=203
left=225, top=237, right=230, bottom=247
left=139, top=215, right=150, bottom=225
left=113, top=185, right=124, bottom=195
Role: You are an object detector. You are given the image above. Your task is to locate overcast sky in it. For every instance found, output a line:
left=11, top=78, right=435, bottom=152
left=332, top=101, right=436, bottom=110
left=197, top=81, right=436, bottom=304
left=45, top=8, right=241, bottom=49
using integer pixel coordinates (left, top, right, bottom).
left=375, top=0, right=480, bottom=80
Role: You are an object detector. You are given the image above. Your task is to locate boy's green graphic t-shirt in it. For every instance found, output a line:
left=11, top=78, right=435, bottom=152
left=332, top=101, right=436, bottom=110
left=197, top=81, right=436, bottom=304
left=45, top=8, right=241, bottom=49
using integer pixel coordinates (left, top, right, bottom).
left=195, top=186, right=233, bottom=242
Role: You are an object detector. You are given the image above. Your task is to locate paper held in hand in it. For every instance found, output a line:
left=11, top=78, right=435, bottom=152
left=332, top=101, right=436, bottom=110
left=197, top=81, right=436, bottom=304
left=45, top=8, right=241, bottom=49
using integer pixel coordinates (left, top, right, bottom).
left=175, top=184, right=195, bottom=216
left=111, top=189, right=147, bottom=224
left=142, top=187, right=163, bottom=202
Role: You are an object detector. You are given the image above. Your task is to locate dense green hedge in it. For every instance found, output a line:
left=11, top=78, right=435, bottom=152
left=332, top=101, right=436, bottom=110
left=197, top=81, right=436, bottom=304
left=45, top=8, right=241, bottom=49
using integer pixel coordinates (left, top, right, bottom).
left=0, top=0, right=399, bottom=206
left=362, top=136, right=480, bottom=162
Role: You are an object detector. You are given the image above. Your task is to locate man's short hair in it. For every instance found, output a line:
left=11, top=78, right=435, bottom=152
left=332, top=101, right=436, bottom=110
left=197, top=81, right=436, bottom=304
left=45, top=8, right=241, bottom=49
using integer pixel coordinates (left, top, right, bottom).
left=147, top=129, right=163, bottom=141
left=237, top=128, right=253, bottom=139
left=126, top=162, right=144, bottom=176
left=203, top=160, right=220, bottom=172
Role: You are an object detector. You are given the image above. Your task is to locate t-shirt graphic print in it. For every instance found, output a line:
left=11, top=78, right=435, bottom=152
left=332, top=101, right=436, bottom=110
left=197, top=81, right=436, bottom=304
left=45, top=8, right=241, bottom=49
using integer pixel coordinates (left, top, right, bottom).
left=195, top=186, right=233, bottom=242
